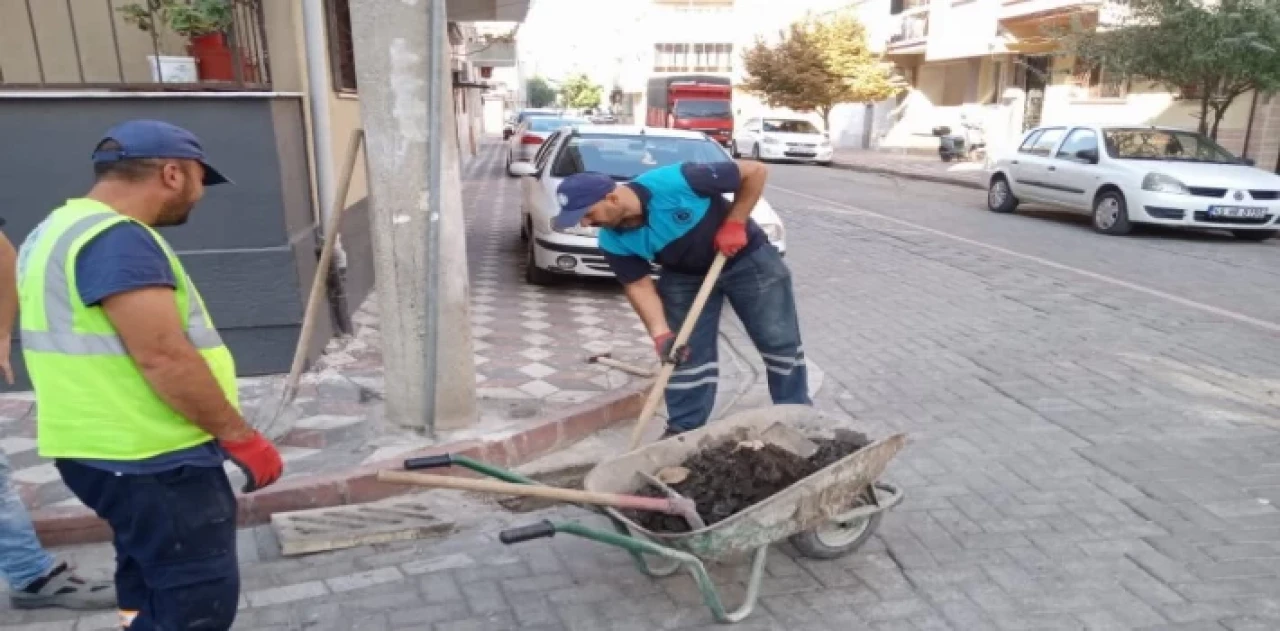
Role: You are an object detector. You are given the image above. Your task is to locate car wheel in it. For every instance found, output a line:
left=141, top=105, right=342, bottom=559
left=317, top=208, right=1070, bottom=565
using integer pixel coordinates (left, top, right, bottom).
left=1092, top=190, right=1132, bottom=236
left=730, top=141, right=739, bottom=158
left=987, top=175, right=1019, bottom=213
left=506, top=152, right=518, bottom=178
left=1231, top=229, right=1278, bottom=241
left=525, top=235, right=558, bottom=286
left=814, top=160, right=832, bottom=167
left=751, top=143, right=761, bottom=161
left=520, top=216, right=529, bottom=242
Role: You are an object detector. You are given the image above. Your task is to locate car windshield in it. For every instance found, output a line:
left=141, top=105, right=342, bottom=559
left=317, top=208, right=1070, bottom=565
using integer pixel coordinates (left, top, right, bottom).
left=763, top=119, right=819, bottom=134
left=550, top=134, right=731, bottom=180
left=527, top=117, right=586, bottom=133
left=673, top=99, right=731, bottom=119
left=1101, top=128, right=1239, bottom=163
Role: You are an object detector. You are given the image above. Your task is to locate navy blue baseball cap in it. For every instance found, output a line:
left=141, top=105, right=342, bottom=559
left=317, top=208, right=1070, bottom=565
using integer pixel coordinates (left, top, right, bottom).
left=92, top=119, right=231, bottom=186
left=554, top=172, right=617, bottom=229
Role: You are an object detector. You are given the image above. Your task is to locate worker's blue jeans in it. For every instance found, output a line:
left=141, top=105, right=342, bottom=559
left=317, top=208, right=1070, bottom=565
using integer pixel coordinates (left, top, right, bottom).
left=56, top=460, right=240, bottom=630
left=0, top=452, right=56, bottom=591
left=658, top=243, right=811, bottom=432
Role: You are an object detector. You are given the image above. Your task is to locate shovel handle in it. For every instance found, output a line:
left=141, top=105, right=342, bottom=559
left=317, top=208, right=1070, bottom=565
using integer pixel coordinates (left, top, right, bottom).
left=376, top=470, right=683, bottom=514
left=627, top=253, right=727, bottom=451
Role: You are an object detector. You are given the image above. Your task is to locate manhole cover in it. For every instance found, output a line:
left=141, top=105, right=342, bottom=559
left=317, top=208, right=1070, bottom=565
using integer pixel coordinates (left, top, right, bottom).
left=272, top=496, right=455, bottom=556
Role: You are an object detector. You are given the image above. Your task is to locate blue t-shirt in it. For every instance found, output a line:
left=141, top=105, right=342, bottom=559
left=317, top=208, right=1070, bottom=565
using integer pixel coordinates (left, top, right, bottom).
left=600, top=162, right=767, bottom=284
left=69, top=222, right=226, bottom=474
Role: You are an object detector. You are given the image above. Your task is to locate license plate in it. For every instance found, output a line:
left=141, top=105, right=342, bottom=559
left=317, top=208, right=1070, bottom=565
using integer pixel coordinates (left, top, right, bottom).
left=1208, top=205, right=1268, bottom=219
left=786, top=152, right=816, bottom=158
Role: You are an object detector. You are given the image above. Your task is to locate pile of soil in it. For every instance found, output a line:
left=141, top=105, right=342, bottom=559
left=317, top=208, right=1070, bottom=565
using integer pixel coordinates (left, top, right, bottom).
left=628, top=429, right=870, bottom=533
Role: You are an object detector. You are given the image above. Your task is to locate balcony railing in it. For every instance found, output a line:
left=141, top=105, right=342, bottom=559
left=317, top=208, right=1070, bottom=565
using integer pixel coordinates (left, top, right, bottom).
left=887, top=12, right=929, bottom=48
left=0, top=0, right=272, bottom=91
left=890, top=0, right=930, bottom=14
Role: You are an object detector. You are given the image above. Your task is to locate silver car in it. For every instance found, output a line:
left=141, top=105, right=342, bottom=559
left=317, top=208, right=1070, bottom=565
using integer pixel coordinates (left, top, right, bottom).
left=506, top=116, right=588, bottom=176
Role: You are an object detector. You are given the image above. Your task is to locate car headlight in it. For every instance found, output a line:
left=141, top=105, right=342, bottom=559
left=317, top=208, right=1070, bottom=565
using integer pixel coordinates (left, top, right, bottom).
left=761, top=223, right=784, bottom=242
left=556, top=225, right=598, bottom=238
left=762, top=137, right=781, bottom=145
left=1142, top=173, right=1189, bottom=195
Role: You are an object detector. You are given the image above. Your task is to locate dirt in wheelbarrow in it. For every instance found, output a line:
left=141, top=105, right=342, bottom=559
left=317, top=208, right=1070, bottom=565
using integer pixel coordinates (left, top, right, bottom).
left=627, top=429, right=871, bottom=533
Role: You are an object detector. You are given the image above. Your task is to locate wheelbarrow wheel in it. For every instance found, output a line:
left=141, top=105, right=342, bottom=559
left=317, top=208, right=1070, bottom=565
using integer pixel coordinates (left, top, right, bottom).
left=789, top=512, right=882, bottom=560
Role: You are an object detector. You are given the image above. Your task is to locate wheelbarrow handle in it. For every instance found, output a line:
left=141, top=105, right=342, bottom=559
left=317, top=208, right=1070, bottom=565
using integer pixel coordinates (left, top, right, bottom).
left=403, top=454, right=453, bottom=470
left=499, top=520, right=557, bottom=544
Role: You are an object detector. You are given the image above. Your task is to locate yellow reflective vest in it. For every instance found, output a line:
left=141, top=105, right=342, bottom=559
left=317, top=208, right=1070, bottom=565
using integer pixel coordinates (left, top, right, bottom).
left=18, top=198, right=239, bottom=460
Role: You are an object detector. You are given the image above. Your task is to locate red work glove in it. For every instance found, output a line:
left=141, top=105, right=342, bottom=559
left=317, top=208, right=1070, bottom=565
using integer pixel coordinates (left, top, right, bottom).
left=714, top=220, right=748, bottom=257
left=220, top=431, right=284, bottom=493
left=653, top=332, right=690, bottom=366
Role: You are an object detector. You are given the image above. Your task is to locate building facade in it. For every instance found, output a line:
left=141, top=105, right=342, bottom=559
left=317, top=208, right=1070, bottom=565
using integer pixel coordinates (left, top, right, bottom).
left=877, top=0, right=1280, bottom=168
left=0, top=0, right=526, bottom=390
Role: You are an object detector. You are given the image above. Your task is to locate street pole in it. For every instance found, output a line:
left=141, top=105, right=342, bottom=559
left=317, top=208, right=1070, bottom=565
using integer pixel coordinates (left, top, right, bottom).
left=348, top=0, right=477, bottom=432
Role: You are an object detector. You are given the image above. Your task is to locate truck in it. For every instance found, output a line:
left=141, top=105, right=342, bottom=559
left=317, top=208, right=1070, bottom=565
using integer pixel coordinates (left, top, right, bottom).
left=645, top=75, right=734, bottom=147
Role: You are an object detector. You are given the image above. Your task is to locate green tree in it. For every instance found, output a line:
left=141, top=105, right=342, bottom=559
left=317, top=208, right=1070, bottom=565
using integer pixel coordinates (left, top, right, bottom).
left=559, top=73, right=602, bottom=109
left=526, top=76, right=557, bottom=108
left=740, top=12, right=904, bottom=130
left=1062, top=0, right=1280, bottom=139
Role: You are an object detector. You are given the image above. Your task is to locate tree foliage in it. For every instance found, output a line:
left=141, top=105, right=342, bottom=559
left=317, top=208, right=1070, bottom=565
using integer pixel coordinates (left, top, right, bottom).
left=740, top=12, right=904, bottom=130
left=559, top=73, right=603, bottom=109
left=526, top=76, right=557, bottom=108
left=1062, top=0, right=1280, bottom=139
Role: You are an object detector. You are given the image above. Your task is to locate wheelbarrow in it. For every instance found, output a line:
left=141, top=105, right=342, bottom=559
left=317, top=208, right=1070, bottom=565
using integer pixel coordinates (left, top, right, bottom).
left=384, top=405, right=907, bottom=625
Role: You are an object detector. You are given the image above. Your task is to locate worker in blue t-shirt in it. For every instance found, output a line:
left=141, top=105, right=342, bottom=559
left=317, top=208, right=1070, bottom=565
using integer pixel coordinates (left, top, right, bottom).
left=554, top=159, right=810, bottom=437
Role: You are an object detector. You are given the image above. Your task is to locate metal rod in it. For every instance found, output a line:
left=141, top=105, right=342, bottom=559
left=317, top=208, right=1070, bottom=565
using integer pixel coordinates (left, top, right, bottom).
left=423, top=0, right=445, bottom=435
left=147, top=2, right=164, bottom=84
left=1242, top=89, right=1259, bottom=159
left=64, top=0, right=86, bottom=83
left=106, top=0, right=126, bottom=83
left=228, top=4, right=244, bottom=85
left=23, top=0, right=47, bottom=85
left=254, top=0, right=272, bottom=86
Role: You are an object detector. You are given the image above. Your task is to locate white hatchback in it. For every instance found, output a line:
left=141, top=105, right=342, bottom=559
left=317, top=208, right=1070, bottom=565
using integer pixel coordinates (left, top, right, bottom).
left=987, top=125, right=1280, bottom=240
left=508, top=125, right=788, bottom=285
left=730, top=117, right=834, bottom=166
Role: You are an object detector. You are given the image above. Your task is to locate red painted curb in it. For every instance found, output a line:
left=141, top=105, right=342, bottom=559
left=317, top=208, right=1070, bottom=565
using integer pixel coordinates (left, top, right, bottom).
left=31, top=383, right=650, bottom=547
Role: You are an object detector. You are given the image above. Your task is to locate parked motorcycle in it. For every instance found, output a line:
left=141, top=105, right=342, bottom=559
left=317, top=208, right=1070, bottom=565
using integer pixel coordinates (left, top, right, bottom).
left=932, top=117, right=986, bottom=162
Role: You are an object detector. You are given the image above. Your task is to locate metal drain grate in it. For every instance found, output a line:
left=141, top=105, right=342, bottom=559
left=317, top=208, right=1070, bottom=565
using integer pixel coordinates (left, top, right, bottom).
left=272, top=497, right=456, bottom=556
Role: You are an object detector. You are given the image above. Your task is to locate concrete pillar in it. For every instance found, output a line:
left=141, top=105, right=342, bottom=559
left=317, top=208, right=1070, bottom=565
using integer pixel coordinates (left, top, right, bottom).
left=348, top=0, right=476, bottom=431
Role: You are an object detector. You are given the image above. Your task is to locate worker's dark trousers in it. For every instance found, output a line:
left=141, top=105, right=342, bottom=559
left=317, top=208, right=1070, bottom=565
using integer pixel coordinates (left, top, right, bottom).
left=658, top=243, right=811, bottom=432
left=56, top=460, right=240, bottom=630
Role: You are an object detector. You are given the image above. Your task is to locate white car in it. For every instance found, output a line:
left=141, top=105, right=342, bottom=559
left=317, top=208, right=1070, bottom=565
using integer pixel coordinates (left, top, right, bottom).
left=508, top=125, right=788, bottom=285
left=987, top=124, right=1280, bottom=240
left=730, top=117, right=834, bottom=166
left=505, top=115, right=588, bottom=176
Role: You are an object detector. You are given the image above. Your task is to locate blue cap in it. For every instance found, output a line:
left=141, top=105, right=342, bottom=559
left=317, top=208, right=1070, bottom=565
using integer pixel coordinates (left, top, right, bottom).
left=554, top=172, right=617, bottom=229
left=92, top=120, right=230, bottom=186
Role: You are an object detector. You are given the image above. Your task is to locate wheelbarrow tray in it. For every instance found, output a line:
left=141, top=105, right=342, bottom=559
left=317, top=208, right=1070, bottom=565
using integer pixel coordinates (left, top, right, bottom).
left=584, top=404, right=907, bottom=563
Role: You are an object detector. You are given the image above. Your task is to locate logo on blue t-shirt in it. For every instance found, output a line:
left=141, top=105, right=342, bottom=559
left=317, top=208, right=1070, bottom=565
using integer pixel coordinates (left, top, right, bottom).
left=673, top=209, right=693, bottom=224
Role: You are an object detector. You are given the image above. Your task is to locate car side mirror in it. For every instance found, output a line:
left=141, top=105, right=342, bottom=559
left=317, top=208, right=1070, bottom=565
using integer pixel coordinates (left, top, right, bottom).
left=1241, top=157, right=1256, bottom=167
left=1076, top=148, right=1099, bottom=164
left=508, top=161, right=538, bottom=177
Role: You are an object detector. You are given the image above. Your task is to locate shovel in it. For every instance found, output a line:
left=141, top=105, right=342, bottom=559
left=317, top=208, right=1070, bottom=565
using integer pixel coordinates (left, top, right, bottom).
left=376, top=471, right=701, bottom=522
left=638, top=471, right=706, bottom=530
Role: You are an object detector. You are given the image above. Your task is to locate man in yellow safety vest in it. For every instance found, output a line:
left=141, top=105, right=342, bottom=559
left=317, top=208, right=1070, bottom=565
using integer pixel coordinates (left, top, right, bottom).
left=17, top=120, right=284, bottom=630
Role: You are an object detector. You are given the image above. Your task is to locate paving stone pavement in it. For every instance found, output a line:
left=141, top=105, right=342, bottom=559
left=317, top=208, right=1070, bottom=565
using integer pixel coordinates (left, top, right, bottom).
left=0, top=141, right=650, bottom=512
left=8, top=157, right=1280, bottom=630
left=832, top=149, right=986, bottom=190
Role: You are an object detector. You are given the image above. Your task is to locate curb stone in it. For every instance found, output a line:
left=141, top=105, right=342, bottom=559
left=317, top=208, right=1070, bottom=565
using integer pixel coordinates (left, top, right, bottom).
left=30, top=383, right=650, bottom=546
left=829, top=160, right=986, bottom=191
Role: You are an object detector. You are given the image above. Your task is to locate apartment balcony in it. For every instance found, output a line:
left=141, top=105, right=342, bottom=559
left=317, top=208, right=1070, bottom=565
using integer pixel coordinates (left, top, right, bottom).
left=999, top=0, right=1103, bottom=22
left=885, top=11, right=929, bottom=56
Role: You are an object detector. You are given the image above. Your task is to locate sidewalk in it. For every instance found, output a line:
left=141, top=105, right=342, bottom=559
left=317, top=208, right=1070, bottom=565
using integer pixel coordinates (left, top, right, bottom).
left=831, top=149, right=987, bottom=190
left=0, top=140, right=672, bottom=544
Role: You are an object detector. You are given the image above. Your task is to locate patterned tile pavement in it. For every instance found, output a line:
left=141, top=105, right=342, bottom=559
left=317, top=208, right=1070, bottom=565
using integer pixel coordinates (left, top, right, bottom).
left=0, top=140, right=653, bottom=512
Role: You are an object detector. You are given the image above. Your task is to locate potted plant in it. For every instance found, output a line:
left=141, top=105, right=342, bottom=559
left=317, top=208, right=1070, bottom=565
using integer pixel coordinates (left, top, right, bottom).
left=120, top=0, right=252, bottom=83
